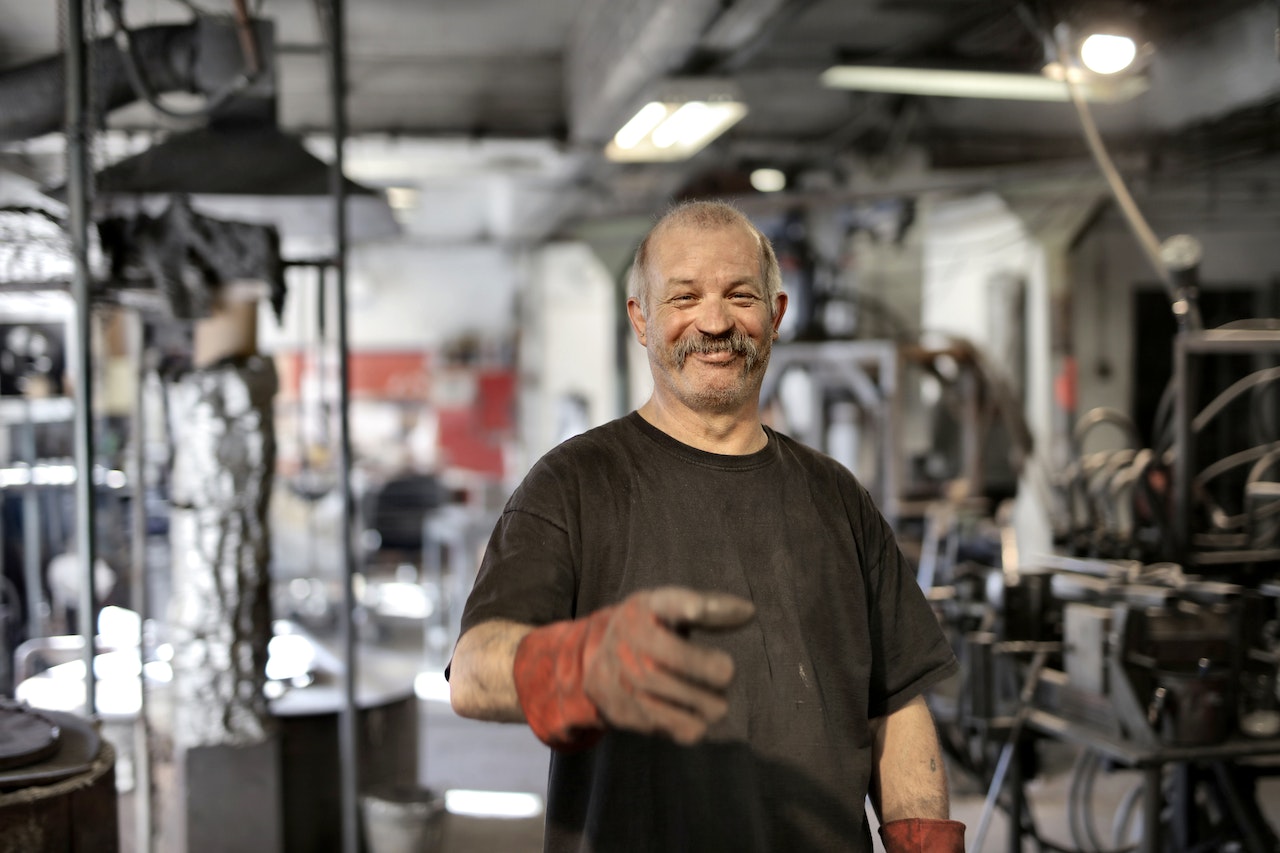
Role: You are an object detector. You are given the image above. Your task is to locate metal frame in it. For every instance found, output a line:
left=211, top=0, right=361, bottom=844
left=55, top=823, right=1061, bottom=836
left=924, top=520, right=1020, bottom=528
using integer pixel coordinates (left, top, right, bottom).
left=1020, top=707, right=1280, bottom=853
left=1172, top=326, right=1280, bottom=566
left=760, top=340, right=903, bottom=525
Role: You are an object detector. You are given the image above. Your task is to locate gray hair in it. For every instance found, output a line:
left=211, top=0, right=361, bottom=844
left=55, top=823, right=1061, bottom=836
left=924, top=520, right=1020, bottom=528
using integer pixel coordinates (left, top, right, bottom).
left=626, top=200, right=783, bottom=319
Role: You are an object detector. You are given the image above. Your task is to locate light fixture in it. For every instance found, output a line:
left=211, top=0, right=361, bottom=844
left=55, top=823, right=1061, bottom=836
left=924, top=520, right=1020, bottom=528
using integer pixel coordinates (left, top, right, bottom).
left=80, top=125, right=401, bottom=245
left=605, top=79, right=748, bottom=163
left=820, top=64, right=1147, bottom=103
left=750, top=168, right=787, bottom=193
left=1041, top=17, right=1151, bottom=85
left=1079, top=33, right=1138, bottom=74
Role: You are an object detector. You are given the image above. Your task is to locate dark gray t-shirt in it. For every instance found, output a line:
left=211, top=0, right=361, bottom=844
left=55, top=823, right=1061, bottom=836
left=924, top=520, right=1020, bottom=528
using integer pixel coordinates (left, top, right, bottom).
left=459, top=412, right=958, bottom=852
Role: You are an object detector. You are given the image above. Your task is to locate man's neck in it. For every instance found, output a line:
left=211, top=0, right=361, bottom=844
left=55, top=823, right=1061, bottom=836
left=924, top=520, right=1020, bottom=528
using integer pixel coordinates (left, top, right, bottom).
left=636, top=398, right=768, bottom=455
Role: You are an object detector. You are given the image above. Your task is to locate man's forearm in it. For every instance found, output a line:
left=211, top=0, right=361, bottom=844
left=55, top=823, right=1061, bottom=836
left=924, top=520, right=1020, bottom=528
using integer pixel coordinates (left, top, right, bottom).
left=869, top=694, right=950, bottom=822
left=449, top=619, right=533, bottom=722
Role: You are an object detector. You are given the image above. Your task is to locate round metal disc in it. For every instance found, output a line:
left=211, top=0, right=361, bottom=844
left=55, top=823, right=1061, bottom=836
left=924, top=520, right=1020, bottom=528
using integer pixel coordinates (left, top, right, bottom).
left=0, top=702, right=61, bottom=771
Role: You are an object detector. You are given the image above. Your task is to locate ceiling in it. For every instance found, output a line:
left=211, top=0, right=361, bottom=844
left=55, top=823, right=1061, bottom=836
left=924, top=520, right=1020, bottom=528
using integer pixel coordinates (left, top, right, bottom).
left=1, top=0, right=1279, bottom=243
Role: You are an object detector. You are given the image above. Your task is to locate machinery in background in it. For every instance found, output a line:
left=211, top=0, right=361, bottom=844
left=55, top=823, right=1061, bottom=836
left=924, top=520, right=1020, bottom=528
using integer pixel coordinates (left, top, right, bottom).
left=930, top=342, right=1280, bottom=851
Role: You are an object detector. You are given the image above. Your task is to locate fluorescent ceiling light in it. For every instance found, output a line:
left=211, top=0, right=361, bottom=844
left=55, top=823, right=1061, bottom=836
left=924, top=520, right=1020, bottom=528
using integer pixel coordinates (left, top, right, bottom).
left=606, top=80, right=748, bottom=163
left=820, top=65, right=1147, bottom=103
left=613, top=102, right=669, bottom=150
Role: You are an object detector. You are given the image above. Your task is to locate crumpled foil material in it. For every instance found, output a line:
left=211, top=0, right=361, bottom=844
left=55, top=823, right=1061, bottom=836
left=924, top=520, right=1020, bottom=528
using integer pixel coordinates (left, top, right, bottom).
left=167, top=355, right=277, bottom=749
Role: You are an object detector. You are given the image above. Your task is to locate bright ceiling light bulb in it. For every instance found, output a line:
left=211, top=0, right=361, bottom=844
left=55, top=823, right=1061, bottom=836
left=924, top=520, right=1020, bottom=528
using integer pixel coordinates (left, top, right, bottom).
left=613, top=102, right=669, bottom=150
left=750, top=168, right=786, bottom=192
left=1079, top=33, right=1137, bottom=75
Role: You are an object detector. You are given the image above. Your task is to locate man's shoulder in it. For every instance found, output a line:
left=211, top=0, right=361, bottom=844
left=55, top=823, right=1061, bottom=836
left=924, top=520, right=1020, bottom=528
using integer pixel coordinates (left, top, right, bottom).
left=519, top=415, right=642, bottom=485
left=503, top=416, right=641, bottom=515
left=544, top=414, right=640, bottom=462
left=770, top=427, right=854, bottom=474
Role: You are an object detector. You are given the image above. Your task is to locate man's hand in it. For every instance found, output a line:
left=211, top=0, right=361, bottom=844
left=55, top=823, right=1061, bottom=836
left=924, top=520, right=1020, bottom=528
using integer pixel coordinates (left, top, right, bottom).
left=513, top=586, right=755, bottom=750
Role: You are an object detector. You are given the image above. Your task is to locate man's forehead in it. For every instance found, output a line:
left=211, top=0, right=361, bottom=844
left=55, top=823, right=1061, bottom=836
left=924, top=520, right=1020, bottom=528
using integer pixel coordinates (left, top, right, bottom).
left=650, top=223, right=759, bottom=268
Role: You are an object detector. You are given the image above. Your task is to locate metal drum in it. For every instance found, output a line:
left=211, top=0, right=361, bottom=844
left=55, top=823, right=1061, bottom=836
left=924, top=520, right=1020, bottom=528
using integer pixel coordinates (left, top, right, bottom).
left=0, top=701, right=118, bottom=853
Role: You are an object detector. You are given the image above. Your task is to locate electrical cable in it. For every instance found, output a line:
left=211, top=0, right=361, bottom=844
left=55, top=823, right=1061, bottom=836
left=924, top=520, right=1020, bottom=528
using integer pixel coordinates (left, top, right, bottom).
left=1191, top=366, right=1280, bottom=434
left=1067, top=748, right=1140, bottom=853
left=1073, top=408, right=1141, bottom=453
left=1192, top=440, right=1280, bottom=498
left=1068, top=747, right=1094, bottom=850
left=1151, top=378, right=1177, bottom=455
left=1110, top=779, right=1144, bottom=849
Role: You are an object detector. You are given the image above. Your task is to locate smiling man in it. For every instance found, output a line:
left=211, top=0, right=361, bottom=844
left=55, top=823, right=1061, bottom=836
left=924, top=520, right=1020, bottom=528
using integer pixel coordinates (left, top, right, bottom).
left=447, top=200, right=963, bottom=852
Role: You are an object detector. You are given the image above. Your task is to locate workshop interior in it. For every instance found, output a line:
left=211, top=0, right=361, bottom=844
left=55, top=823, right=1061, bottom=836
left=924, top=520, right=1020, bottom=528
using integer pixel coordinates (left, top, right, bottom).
left=2, top=0, right=1280, bottom=851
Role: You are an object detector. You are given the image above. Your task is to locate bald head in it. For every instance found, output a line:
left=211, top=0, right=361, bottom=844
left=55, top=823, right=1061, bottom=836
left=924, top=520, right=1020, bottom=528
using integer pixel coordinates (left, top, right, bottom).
left=627, top=200, right=783, bottom=319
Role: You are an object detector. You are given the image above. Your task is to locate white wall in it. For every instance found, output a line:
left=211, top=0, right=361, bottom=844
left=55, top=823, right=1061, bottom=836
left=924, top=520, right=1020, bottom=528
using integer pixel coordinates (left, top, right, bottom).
left=920, top=191, right=1057, bottom=562
left=517, top=242, right=620, bottom=472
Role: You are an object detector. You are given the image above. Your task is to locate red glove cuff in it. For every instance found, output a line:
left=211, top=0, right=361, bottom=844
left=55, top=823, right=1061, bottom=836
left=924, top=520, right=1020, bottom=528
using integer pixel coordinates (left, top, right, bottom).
left=879, top=818, right=966, bottom=853
left=513, top=613, right=609, bottom=751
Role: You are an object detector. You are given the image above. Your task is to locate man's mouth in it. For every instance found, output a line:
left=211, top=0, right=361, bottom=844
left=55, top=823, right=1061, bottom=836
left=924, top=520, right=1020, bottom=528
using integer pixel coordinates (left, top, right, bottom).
left=690, top=348, right=737, bottom=364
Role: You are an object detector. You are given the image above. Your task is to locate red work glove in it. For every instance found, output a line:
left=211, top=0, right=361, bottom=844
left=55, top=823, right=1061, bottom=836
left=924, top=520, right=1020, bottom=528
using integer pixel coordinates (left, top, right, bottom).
left=879, top=818, right=966, bottom=853
left=512, top=586, right=755, bottom=751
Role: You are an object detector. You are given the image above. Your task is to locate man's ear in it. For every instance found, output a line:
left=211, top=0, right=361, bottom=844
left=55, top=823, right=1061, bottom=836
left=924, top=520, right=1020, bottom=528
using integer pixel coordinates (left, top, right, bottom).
left=626, top=297, right=648, bottom=345
left=771, top=292, right=788, bottom=336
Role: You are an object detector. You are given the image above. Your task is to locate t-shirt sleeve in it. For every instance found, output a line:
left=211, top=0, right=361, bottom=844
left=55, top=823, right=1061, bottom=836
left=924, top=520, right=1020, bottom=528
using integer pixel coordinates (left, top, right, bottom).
left=859, top=488, right=958, bottom=718
left=457, top=465, right=580, bottom=635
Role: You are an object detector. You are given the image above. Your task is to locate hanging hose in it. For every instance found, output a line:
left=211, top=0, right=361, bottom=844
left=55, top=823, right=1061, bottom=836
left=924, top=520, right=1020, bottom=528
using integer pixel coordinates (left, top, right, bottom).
left=1110, top=780, right=1145, bottom=850
left=1053, top=24, right=1202, bottom=331
left=1067, top=748, right=1140, bottom=853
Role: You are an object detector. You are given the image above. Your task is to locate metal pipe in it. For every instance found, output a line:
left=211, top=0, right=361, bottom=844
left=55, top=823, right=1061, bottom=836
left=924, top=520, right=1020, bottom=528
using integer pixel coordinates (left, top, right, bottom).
left=129, top=314, right=154, bottom=853
left=230, top=0, right=263, bottom=77
left=20, top=416, right=43, bottom=640
left=322, top=0, right=361, bottom=849
left=968, top=649, right=1050, bottom=853
left=64, top=0, right=99, bottom=720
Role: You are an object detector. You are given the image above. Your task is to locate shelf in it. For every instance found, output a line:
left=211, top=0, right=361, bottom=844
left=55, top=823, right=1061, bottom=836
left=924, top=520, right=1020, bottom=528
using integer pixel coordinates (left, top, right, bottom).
left=0, top=396, right=74, bottom=424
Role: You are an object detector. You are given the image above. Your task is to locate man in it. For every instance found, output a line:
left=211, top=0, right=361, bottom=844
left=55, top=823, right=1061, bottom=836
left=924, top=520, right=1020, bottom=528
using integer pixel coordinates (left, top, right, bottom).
left=448, top=200, right=963, bottom=852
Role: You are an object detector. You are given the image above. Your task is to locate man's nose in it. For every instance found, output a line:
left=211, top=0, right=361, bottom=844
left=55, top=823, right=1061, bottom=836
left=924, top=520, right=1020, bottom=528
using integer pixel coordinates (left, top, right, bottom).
left=695, top=297, right=734, bottom=336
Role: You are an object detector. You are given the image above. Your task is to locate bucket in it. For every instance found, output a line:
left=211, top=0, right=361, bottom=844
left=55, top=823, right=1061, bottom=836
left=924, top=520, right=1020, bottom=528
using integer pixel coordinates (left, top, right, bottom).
left=360, top=784, right=447, bottom=853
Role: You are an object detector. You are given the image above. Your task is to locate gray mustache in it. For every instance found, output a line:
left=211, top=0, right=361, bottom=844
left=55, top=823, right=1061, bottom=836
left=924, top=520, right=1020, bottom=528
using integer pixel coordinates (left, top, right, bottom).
left=672, top=331, right=763, bottom=368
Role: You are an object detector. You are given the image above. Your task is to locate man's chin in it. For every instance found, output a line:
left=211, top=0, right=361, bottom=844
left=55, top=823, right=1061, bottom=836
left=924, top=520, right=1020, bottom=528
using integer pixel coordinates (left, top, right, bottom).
left=680, top=380, right=754, bottom=413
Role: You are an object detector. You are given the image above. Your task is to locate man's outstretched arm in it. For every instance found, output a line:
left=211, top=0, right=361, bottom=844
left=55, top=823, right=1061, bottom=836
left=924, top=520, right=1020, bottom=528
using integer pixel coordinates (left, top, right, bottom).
left=448, top=587, right=754, bottom=749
